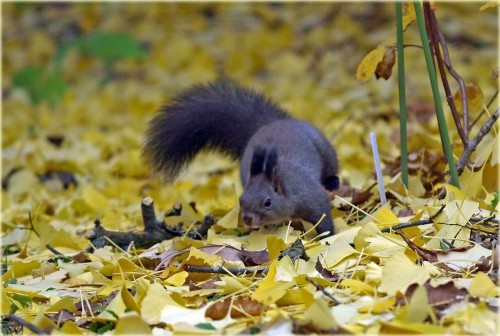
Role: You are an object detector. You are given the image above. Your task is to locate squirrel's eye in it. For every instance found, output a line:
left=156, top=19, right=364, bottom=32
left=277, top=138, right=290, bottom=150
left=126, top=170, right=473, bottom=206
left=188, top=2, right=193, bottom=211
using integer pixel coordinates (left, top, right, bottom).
left=264, top=198, right=272, bottom=207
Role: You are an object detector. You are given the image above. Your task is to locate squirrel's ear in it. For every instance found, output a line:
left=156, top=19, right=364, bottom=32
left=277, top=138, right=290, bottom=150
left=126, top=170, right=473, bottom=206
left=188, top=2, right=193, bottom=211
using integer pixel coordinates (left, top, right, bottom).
left=250, top=146, right=267, bottom=176
left=263, top=148, right=278, bottom=180
left=262, top=147, right=285, bottom=194
left=272, top=175, right=286, bottom=195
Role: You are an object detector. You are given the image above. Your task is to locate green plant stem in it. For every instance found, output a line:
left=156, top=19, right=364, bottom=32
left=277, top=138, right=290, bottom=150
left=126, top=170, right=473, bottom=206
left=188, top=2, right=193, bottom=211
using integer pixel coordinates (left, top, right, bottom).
left=396, top=2, right=408, bottom=188
left=413, top=1, right=460, bottom=188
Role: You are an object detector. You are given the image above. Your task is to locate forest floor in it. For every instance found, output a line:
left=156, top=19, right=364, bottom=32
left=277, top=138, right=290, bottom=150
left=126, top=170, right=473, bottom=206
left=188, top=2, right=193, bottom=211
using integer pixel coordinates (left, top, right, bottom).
left=1, top=2, right=499, bottom=335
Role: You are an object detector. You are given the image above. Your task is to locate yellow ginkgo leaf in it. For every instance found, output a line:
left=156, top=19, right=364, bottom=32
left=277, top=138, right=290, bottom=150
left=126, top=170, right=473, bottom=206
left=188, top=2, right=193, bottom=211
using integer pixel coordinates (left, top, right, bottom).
left=340, top=278, right=375, bottom=296
left=164, top=271, right=188, bottom=286
left=398, top=285, right=429, bottom=323
left=358, top=296, right=395, bottom=314
left=216, top=204, right=240, bottom=229
left=379, top=252, right=431, bottom=295
left=322, top=236, right=359, bottom=268
left=82, top=186, right=111, bottom=213
left=114, top=312, right=151, bottom=334
left=1, top=260, right=41, bottom=282
left=121, top=283, right=141, bottom=313
left=356, top=45, right=385, bottom=83
left=252, top=260, right=293, bottom=304
left=402, top=2, right=416, bottom=29
left=56, top=321, right=84, bottom=335
left=97, top=286, right=128, bottom=320
left=141, top=282, right=183, bottom=325
left=267, top=235, right=286, bottom=261
left=469, top=272, right=499, bottom=298
left=304, top=299, right=338, bottom=331
left=0, top=287, right=12, bottom=316
left=46, top=296, right=76, bottom=313
left=375, top=205, right=400, bottom=226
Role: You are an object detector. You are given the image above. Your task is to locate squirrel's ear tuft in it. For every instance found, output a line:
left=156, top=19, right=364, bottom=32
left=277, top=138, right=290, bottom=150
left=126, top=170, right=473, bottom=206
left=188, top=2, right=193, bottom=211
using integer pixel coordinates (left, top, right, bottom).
left=250, top=146, right=267, bottom=176
left=250, top=146, right=279, bottom=181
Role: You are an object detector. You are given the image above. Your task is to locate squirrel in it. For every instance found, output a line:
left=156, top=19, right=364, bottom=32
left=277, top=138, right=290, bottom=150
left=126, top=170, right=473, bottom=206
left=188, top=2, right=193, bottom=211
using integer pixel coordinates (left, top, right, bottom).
left=143, top=80, right=339, bottom=237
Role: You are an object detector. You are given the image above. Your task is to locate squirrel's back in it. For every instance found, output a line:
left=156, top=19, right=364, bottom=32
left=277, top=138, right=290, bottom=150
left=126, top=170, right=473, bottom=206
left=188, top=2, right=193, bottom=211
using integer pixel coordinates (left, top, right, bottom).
left=143, top=80, right=289, bottom=181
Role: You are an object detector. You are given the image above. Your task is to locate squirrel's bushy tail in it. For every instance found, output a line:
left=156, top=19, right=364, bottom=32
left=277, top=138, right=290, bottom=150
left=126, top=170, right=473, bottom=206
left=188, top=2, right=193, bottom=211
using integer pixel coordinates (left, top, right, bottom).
left=143, top=80, right=290, bottom=181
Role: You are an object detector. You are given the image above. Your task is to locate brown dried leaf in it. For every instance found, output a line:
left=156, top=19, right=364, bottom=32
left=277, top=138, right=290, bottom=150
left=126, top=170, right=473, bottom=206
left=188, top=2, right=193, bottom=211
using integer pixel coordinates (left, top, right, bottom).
left=315, top=260, right=340, bottom=282
left=375, top=45, right=396, bottom=80
left=453, top=83, right=485, bottom=116
left=402, top=282, right=468, bottom=310
left=407, top=101, right=435, bottom=123
left=237, top=249, right=269, bottom=266
left=333, top=184, right=373, bottom=207
left=205, top=296, right=265, bottom=320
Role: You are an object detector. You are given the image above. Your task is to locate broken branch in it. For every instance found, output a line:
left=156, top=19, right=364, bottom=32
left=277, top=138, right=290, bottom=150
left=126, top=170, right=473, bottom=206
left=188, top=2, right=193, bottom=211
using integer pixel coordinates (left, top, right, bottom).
left=382, top=205, right=446, bottom=232
left=456, top=108, right=499, bottom=175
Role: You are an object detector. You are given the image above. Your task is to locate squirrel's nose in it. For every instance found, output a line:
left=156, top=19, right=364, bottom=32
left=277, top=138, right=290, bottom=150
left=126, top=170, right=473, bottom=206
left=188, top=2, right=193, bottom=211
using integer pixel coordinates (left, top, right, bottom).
left=242, top=214, right=253, bottom=225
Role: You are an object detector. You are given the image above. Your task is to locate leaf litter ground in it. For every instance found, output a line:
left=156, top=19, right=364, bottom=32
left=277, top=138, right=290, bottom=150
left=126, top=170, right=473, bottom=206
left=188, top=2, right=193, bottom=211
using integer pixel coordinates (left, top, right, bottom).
left=1, top=2, right=498, bottom=335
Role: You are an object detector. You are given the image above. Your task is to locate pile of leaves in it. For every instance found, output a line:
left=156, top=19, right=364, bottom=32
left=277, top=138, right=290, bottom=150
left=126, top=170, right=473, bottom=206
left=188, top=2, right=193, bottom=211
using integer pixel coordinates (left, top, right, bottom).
left=2, top=2, right=498, bottom=335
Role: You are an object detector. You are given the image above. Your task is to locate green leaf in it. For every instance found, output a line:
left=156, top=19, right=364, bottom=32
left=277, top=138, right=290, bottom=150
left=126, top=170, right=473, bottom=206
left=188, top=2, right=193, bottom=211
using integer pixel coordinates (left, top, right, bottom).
left=97, top=322, right=115, bottom=334
left=31, top=72, right=67, bottom=105
left=492, top=191, right=499, bottom=209
left=12, top=66, right=41, bottom=91
left=105, top=309, right=120, bottom=320
left=95, top=305, right=105, bottom=313
left=88, top=322, right=115, bottom=334
left=208, top=294, right=225, bottom=302
left=250, top=327, right=261, bottom=334
left=439, top=240, right=448, bottom=250
left=81, top=31, right=147, bottom=62
left=3, top=278, right=17, bottom=286
left=11, top=66, right=67, bottom=105
left=195, top=323, right=216, bottom=330
left=12, top=294, right=32, bottom=308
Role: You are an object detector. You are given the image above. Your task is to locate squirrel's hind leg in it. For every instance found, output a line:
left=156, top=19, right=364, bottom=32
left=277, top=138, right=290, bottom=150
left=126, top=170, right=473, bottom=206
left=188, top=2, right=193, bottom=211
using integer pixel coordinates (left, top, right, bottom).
left=298, top=192, right=335, bottom=237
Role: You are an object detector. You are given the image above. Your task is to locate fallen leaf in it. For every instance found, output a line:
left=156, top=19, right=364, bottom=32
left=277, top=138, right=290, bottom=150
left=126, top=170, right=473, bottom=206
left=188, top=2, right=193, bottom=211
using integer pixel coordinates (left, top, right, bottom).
left=375, top=45, right=396, bottom=80
left=379, top=252, right=432, bottom=295
left=356, top=45, right=386, bottom=82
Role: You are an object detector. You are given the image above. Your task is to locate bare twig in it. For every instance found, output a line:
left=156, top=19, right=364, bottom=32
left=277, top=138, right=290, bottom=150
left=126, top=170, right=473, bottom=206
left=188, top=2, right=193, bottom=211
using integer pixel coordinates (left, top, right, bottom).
left=441, top=239, right=454, bottom=249
left=167, top=203, right=183, bottom=216
left=187, top=215, right=215, bottom=239
left=428, top=4, right=469, bottom=140
left=305, top=276, right=341, bottom=305
left=28, top=212, right=40, bottom=237
left=5, top=314, right=48, bottom=335
left=185, top=264, right=267, bottom=275
left=141, top=196, right=160, bottom=231
left=45, top=244, right=63, bottom=256
left=45, top=244, right=72, bottom=262
left=470, top=89, right=499, bottom=130
left=438, top=222, right=497, bottom=235
left=382, top=205, right=446, bottom=232
left=424, top=3, right=468, bottom=147
left=403, top=43, right=424, bottom=49
left=469, top=215, right=499, bottom=225
left=456, top=108, right=499, bottom=175
left=415, top=2, right=461, bottom=187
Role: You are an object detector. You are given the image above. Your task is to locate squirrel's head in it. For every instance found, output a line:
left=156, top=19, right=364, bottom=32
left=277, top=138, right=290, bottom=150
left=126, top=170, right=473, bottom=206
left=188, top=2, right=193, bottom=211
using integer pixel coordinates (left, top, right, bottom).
left=239, top=146, right=290, bottom=227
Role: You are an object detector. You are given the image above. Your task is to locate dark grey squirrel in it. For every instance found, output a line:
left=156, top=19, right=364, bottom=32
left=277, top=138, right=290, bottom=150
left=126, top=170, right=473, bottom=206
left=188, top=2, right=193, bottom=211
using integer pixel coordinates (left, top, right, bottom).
left=143, top=80, right=339, bottom=237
